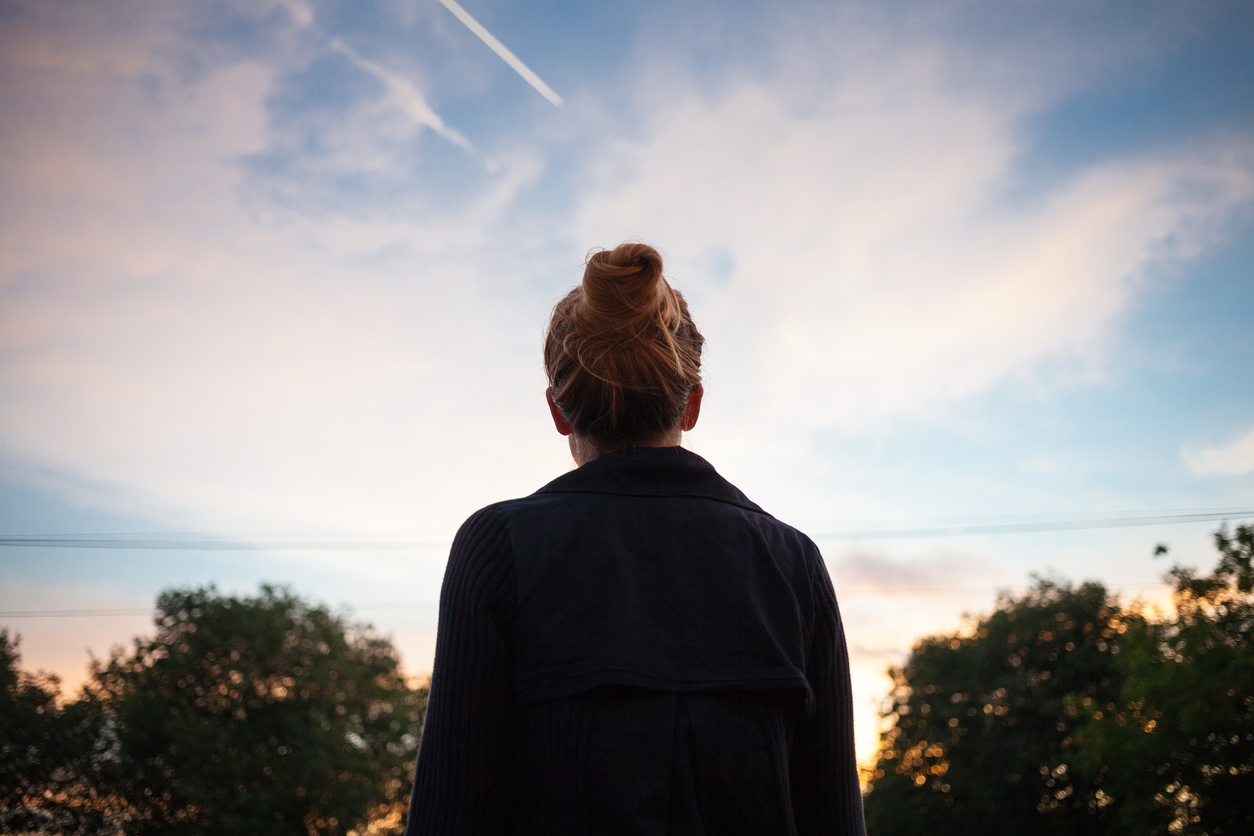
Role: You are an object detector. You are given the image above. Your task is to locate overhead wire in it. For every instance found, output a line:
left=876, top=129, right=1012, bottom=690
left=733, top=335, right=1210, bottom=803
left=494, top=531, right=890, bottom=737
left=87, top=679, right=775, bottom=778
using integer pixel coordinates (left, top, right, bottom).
left=0, top=583, right=1180, bottom=618
left=808, top=508, right=1254, bottom=540
left=1, top=509, right=1244, bottom=618
left=0, top=508, right=1249, bottom=551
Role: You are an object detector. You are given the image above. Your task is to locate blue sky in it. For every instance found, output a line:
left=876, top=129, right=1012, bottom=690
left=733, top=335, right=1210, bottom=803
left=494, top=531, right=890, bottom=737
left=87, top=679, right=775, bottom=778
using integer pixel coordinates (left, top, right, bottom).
left=2, top=0, right=1253, bottom=761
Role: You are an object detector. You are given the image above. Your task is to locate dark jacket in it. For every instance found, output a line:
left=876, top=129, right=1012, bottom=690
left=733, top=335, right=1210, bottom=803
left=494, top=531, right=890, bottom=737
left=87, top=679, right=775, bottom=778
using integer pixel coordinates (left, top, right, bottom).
left=405, top=446, right=865, bottom=835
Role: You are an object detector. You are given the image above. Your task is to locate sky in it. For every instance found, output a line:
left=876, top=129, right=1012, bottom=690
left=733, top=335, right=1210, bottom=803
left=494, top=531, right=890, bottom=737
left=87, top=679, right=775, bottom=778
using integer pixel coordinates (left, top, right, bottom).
left=2, top=0, right=1253, bottom=765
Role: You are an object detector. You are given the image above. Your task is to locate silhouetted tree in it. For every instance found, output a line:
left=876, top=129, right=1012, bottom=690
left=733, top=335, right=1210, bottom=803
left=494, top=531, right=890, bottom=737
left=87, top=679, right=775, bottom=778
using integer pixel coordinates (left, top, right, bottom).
left=863, top=579, right=1135, bottom=835
left=87, top=585, right=426, bottom=836
left=1074, top=524, right=1254, bottom=835
left=0, top=630, right=113, bottom=835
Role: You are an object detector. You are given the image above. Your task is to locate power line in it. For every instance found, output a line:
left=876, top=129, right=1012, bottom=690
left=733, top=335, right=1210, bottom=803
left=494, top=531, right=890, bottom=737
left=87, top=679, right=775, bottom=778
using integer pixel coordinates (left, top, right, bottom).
left=0, top=537, right=449, bottom=551
left=0, top=583, right=1174, bottom=618
left=0, top=604, right=441, bottom=618
left=1, top=509, right=1247, bottom=551
left=0, top=608, right=154, bottom=618
left=809, top=509, right=1254, bottom=540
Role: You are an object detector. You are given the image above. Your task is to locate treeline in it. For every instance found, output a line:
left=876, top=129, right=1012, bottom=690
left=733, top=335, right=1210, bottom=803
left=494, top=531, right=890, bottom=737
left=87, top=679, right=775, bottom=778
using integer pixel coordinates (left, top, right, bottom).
left=3, top=528, right=1251, bottom=834
left=1, top=586, right=426, bottom=836
left=863, top=524, right=1254, bottom=836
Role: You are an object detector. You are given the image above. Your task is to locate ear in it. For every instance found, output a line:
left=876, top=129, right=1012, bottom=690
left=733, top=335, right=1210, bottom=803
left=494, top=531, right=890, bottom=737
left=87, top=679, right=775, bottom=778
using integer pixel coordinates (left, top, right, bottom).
left=546, top=388, right=574, bottom=436
left=680, top=384, right=703, bottom=432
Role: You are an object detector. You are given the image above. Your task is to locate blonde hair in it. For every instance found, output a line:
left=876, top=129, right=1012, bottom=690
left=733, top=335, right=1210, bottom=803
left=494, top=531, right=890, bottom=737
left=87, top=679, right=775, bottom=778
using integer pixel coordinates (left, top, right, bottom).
left=544, top=243, right=705, bottom=451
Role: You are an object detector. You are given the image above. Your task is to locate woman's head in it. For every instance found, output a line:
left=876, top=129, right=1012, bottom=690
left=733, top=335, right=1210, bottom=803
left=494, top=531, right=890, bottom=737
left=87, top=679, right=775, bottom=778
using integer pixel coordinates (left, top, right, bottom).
left=544, top=243, right=705, bottom=455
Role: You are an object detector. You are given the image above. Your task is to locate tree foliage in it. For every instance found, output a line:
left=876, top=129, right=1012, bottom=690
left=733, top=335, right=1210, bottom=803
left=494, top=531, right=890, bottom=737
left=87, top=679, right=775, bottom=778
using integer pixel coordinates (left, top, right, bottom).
left=1072, top=524, right=1254, bottom=835
left=9, top=529, right=1250, bottom=834
left=86, top=585, right=426, bottom=836
left=862, top=579, right=1137, bottom=835
left=864, top=526, right=1254, bottom=835
left=3, top=585, right=427, bottom=835
left=0, top=630, right=112, bottom=835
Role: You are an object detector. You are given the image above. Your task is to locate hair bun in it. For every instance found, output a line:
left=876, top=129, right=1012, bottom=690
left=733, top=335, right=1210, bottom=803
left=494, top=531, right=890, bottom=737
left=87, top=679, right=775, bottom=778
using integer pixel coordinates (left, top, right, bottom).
left=580, top=244, right=672, bottom=335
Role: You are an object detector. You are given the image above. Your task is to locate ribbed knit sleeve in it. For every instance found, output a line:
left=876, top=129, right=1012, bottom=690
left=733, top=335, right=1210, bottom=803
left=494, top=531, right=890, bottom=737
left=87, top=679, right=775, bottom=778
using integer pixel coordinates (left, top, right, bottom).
left=405, top=507, right=516, bottom=835
left=790, top=555, right=867, bottom=836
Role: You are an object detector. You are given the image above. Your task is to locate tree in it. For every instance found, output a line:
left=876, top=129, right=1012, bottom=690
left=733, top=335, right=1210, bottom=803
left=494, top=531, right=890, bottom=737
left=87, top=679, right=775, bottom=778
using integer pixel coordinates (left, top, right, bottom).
left=87, top=585, right=426, bottom=836
left=862, top=579, right=1136, bottom=835
left=0, top=630, right=113, bottom=835
left=1073, top=524, right=1254, bottom=835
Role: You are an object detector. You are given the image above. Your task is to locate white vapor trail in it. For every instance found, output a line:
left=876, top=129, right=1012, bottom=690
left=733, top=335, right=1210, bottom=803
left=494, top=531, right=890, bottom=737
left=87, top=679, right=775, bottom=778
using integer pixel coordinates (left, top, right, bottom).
left=437, top=0, right=564, bottom=107
left=330, top=39, right=475, bottom=152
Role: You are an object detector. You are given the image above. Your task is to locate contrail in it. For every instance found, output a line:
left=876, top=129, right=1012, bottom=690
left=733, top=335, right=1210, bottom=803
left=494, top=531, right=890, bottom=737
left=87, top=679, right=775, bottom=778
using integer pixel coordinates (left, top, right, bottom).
left=331, top=39, right=474, bottom=152
left=437, top=0, right=564, bottom=107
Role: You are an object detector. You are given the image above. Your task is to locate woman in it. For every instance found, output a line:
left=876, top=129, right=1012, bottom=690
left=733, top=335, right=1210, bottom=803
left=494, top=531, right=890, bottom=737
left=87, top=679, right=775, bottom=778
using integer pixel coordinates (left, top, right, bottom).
left=405, top=244, right=865, bottom=835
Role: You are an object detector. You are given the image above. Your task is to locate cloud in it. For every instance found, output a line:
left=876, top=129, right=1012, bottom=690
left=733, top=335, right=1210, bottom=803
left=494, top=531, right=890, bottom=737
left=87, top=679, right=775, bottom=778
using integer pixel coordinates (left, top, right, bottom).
left=826, top=548, right=1001, bottom=593
left=1185, top=423, right=1254, bottom=475
left=825, top=543, right=1005, bottom=765
left=330, top=39, right=474, bottom=153
left=2, top=0, right=1252, bottom=545
left=277, top=0, right=313, bottom=28
left=571, top=84, right=1254, bottom=444
left=0, top=4, right=549, bottom=536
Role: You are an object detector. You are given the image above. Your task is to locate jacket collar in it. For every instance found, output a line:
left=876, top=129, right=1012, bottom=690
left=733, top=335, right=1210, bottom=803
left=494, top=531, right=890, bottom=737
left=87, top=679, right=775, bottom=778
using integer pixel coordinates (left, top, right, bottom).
left=535, top=446, right=766, bottom=514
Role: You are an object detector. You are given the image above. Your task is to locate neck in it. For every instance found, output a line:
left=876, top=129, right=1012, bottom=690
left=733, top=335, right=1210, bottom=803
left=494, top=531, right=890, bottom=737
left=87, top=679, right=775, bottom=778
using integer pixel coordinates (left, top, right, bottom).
left=569, top=427, right=682, bottom=467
